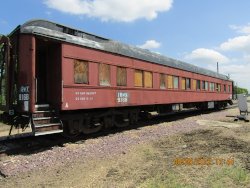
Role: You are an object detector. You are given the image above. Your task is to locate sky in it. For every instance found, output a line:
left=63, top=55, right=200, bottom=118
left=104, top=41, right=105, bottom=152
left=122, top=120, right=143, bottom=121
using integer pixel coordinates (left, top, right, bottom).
left=1, top=0, right=250, bottom=91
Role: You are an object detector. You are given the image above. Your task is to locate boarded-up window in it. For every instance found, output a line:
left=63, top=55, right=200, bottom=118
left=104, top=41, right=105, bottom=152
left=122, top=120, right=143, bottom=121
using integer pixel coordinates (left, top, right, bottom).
left=134, top=70, right=143, bottom=87
left=173, top=76, right=179, bottom=89
left=144, top=71, right=153, bottom=88
left=74, top=60, right=88, bottom=84
left=168, top=75, right=173, bottom=89
left=181, top=78, right=186, bottom=90
left=117, top=67, right=127, bottom=86
left=193, top=80, right=197, bottom=90
left=186, top=78, right=191, bottom=89
left=160, top=74, right=167, bottom=89
left=99, top=63, right=111, bottom=86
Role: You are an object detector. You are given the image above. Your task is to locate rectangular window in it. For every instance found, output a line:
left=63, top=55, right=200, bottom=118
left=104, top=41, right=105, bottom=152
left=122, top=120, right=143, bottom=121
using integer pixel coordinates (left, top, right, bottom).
left=210, top=82, right=215, bottom=91
left=202, top=81, right=205, bottom=90
left=228, top=85, right=231, bottom=92
left=74, top=60, right=89, bottom=84
left=181, top=78, right=186, bottom=90
left=134, top=69, right=143, bottom=87
left=173, top=76, right=179, bottom=89
left=224, top=85, right=227, bottom=92
left=205, top=81, right=208, bottom=91
left=144, top=71, right=153, bottom=88
left=117, top=67, right=127, bottom=86
left=168, top=75, right=173, bottom=89
left=186, top=78, right=191, bottom=90
left=99, top=63, right=111, bottom=86
left=193, top=80, right=197, bottom=90
left=197, top=80, right=201, bottom=90
left=160, top=74, right=167, bottom=89
left=216, top=83, right=221, bottom=92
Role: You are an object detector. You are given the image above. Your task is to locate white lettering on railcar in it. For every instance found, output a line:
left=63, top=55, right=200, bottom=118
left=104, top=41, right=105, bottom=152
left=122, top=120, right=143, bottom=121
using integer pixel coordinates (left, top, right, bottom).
left=19, top=85, right=30, bottom=112
left=75, top=91, right=96, bottom=101
left=117, top=92, right=129, bottom=104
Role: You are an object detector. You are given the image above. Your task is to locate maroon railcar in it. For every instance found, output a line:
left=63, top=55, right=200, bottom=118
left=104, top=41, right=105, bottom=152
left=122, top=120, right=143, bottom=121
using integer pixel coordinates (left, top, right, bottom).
left=0, top=20, right=233, bottom=138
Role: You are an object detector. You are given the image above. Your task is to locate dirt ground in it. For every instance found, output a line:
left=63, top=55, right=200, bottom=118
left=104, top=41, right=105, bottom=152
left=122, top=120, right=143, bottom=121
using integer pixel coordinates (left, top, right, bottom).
left=0, top=104, right=250, bottom=188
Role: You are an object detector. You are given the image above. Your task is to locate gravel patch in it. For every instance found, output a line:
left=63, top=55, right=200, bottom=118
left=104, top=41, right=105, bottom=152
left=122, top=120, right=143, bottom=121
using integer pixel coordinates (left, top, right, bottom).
left=0, top=109, right=232, bottom=177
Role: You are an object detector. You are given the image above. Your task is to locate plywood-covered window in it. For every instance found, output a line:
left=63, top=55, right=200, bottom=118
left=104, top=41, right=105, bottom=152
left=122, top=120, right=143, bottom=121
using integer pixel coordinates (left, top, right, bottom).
left=99, top=63, right=111, bottom=86
left=193, top=80, right=197, bottom=90
left=134, top=69, right=143, bottom=87
left=160, top=74, right=167, bottom=89
left=186, top=78, right=191, bottom=89
left=173, top=76, right=179, bottom=89
left=117, top=67, right=127, bottom=86
left=168, top=75, right=173, bottom=89
left=181, top=78, right=186, bottom=90
left=144, top=71, right=153, bottom=88
left=74, top=60, right=89, bottom=84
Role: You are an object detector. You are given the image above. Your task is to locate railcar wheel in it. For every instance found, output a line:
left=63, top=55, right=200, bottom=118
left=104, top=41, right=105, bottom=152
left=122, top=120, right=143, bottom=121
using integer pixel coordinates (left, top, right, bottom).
left=114, top=114, right=129, bottom=128
left=81, top=117, right=103, bottom=134
left=62, top=120, right=81, bottom=138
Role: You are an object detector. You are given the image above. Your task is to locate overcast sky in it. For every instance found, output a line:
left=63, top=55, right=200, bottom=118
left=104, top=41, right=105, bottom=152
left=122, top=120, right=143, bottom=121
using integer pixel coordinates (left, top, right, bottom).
left=1, top=0, right=250, bottom=90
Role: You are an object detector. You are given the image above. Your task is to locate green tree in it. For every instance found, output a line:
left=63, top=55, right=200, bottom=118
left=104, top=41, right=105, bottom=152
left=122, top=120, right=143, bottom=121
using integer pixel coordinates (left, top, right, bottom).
left=234, top=86, right=248, bottom=95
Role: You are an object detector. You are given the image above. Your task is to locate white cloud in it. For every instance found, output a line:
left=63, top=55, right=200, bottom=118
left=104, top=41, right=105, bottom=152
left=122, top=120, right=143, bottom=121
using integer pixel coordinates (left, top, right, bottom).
left=184, top=48, right=229, bottom=65
left=182, top=23, right=250, bottom=91
left=229, top=23, right=250, bottom=34
left=219, top=35, right=250, bottom=52
left=138, top=40, right=161, bottom=49
left=220, top=63, right=250, bottom=90
left=44, top=0, right=173, bottom=22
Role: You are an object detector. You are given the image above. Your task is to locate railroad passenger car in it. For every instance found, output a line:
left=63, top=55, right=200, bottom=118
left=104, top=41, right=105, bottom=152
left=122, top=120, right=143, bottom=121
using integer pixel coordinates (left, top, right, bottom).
left=0, top=20, right=233, bottom=139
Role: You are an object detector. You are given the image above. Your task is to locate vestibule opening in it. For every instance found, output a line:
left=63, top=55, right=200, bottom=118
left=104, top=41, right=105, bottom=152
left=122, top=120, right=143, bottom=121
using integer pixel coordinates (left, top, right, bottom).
left=35, top=39, right=61, bottom=108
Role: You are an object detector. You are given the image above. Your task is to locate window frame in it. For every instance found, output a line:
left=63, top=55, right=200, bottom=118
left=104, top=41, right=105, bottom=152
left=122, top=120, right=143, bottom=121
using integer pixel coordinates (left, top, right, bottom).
left=74, top=60, right=89, bottom=85
left=117, top=66, right=127, bottom=87
left=160, top=73, right=167, bottom=89
left=99, top=63, right=111, bottom=86
left=134, top=69, right=143, bottom=87
left=144, top=71, right=153, bottom=88
left=173, top=76, right=179, bottom=89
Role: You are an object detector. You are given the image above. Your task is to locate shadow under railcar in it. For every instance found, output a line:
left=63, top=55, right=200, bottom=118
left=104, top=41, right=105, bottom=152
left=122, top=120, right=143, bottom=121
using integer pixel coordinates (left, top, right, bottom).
left=0, top=106, right=233, bottom=157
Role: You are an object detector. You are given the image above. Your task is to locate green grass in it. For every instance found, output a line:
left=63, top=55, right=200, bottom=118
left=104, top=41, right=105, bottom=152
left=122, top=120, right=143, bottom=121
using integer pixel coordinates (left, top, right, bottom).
left=138, top=172, right=195, bottom=188
left=209, top=167, right=250, bottom=188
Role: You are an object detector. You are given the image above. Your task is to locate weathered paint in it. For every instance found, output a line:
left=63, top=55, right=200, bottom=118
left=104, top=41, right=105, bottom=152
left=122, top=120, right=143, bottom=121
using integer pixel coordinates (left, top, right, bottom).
left=18, top=35, right=36, bottom=113
left=61, top=43, right=232, bottom=111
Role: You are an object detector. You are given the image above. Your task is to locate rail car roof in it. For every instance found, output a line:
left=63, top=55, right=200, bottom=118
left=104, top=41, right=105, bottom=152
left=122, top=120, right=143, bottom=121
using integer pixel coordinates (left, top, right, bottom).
left=18, top=19, right=230, bottom=81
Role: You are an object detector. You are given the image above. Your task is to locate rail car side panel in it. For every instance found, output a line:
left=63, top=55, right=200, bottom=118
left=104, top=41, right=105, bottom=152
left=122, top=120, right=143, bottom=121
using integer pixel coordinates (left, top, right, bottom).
left=61, top=43, right=232, bottom=111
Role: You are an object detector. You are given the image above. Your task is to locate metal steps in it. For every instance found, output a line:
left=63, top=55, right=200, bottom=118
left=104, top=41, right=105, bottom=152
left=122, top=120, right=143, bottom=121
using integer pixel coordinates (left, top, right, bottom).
left=32, top=104, right=63, bottom=136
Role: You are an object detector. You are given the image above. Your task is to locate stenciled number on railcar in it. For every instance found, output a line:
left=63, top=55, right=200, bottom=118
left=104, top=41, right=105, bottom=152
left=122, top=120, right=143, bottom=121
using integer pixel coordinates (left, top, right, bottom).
left=75, top=91, right=96, bottom=101
left=18, top=85, right=30, bottom=111
left=117, top=92, right=129, bottom=103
